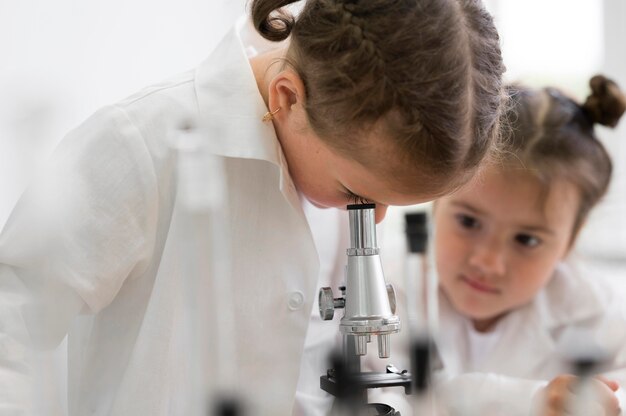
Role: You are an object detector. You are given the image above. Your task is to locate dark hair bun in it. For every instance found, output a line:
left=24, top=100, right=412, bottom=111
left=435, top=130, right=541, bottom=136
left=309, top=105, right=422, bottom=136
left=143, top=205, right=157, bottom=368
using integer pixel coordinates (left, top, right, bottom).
left=251, top=1, right=297, bottom=42
left=582, top=75, right=626, bottom=128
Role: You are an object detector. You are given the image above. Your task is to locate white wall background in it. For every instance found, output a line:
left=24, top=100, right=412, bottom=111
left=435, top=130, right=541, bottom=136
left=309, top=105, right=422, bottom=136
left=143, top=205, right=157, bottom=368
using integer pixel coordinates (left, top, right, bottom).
left=0, top=0, right=248, bottom=226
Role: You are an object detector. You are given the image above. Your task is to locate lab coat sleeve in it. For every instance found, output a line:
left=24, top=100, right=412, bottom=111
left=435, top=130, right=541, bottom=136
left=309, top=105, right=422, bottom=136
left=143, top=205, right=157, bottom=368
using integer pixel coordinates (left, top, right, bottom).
left=0, top=105, right=159, bottom=413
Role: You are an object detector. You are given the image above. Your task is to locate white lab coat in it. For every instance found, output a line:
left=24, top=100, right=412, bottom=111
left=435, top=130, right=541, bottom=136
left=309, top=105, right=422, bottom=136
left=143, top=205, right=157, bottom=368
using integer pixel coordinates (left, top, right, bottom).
left=0, top=17, right=341, bottom=416
left=296, top=199, right=348, bottom=416
left=367, top=261, right=626, bottom=415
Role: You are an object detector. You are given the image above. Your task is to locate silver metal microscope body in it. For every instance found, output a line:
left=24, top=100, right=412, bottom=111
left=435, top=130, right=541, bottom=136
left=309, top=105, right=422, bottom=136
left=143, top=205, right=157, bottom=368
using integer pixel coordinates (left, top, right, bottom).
left=319, top=204, right=399, bottom=359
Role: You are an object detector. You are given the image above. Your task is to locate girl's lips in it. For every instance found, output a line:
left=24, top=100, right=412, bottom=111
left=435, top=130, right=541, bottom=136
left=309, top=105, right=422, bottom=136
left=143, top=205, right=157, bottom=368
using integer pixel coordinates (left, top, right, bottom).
left=460, top=274, right=500, bottom=294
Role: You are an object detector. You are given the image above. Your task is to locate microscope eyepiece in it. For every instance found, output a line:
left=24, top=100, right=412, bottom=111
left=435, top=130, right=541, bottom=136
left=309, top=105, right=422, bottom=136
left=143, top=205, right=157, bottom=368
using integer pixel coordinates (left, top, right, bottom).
left=347, top=204, right=378, bottom=254
left=347, top=203, right=376, bottom=210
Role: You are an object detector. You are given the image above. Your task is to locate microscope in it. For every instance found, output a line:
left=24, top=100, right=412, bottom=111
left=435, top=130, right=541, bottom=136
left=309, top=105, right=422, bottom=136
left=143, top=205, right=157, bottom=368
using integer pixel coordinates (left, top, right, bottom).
left=318, top=204, right=413, bottom=415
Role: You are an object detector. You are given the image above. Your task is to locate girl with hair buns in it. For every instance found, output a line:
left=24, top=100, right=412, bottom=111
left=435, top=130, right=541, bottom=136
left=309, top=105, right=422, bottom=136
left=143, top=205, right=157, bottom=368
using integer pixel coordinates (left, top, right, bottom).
left=0, top=0, right=505, bottom=415
left=397, top=75, right=626, bottom=415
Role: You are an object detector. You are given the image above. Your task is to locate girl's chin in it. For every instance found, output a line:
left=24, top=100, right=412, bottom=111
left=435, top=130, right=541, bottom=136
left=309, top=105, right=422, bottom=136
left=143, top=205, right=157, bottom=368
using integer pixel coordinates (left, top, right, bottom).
left=309, top=200, right=329, bottom=209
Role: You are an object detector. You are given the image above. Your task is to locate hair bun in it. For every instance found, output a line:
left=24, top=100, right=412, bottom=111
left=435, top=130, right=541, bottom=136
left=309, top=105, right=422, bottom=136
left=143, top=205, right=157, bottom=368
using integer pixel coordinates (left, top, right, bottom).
left=251, top=1, right=298, bottom=42
left=582, top=75, right=626, bottom=128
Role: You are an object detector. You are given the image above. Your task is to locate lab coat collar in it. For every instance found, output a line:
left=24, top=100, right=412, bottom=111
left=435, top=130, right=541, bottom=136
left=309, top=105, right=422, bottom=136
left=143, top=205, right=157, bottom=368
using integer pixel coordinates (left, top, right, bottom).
left=483, top=262, right=607, bottom=375
left=532, top=261, right=605, bottom=330
left=193, top=18, right=300, bottom=205
left=437, top=261, right=606, bottom=376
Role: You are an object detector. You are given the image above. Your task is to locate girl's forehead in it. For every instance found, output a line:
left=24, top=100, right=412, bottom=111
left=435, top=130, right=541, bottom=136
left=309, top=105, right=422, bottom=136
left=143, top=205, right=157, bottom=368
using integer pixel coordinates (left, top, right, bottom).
left=442, top=168, right=580, bottom=228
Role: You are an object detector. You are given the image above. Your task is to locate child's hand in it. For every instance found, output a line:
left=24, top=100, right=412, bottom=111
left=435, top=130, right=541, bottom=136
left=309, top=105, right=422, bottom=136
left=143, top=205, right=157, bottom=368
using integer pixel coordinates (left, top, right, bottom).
left=535, top=374, right=620, bottom=416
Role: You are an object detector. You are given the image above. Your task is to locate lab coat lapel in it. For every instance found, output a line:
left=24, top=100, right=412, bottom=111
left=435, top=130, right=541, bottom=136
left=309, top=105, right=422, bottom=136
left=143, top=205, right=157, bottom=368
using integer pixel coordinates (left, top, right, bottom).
left=480, top=305, right=559, bottom=377
left=193, top=26, right=302, bottom=214
left=194, top=26, right=278, bottom=163
left=533, top=262, right=605, bottom=331
left=437, top=291, right=472, bottom=376
left=436, top=291, right=556, bottom=377
left=186, top=24, right=321, bottom=412
left=480, top=263, right=606, bottom=377
left=437, top=299, right=562, bottom=378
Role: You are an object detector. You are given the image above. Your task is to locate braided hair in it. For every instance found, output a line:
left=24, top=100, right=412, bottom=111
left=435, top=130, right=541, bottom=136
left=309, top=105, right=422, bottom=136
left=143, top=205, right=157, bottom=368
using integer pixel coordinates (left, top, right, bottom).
left=251, top=0, right=506, bottom=195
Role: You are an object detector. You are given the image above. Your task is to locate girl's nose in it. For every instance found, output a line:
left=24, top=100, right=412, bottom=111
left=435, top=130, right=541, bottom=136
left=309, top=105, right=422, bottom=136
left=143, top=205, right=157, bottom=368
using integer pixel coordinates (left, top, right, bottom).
left=375, top=205, right=388, bottom=224
left=468, top=240, right=506, bottom=277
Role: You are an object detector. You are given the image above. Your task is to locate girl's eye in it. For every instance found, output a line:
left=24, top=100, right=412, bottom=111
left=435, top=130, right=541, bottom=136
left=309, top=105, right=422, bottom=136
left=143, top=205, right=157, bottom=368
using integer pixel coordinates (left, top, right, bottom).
left=344, top=190, right=371, bottom=205
left=515, top=234, right=541, bottom=248
left=455, top=214, right=479, bottom=230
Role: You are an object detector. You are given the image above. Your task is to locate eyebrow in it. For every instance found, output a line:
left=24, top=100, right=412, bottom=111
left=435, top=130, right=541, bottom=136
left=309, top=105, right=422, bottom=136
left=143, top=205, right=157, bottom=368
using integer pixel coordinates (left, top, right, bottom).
left=449, top=201, right=556, bottom=236
left=450, top=201, right=483, bottom=215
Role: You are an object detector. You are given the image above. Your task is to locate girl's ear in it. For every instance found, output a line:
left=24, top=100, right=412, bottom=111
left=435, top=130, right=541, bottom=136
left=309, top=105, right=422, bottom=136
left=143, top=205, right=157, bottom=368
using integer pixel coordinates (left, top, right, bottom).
left=267, top=69, right=307, bottom=126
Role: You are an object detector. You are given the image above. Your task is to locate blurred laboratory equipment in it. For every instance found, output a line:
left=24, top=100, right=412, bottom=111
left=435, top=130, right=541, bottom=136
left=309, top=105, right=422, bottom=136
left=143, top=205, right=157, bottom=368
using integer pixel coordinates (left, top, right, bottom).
left=403, top=212, right=440, bottom=415
left=1, top=98, right=70, bottom=416
left=319, top=204, right=411, bottom=415
left=560, top=329, right=611, bottom=416
left=170, top=120, right=244, bottom=416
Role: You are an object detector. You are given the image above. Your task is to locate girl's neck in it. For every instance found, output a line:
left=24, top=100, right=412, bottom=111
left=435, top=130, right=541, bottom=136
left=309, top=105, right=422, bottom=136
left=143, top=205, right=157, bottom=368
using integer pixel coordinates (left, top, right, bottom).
left=472, top=314, right=506, bottom=333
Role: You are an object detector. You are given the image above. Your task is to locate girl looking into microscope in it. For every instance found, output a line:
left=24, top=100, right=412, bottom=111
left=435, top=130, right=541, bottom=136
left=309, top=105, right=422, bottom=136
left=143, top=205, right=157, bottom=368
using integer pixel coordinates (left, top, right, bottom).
left=0, top=0, right=506, bottom=415
left=429, top=75, right=626, bottom=415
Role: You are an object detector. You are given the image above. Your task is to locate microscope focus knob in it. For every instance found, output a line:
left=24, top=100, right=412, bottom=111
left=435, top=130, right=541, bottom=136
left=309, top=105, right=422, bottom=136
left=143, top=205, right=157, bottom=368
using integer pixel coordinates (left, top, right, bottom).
left=319, top=287, right=335, bottom=320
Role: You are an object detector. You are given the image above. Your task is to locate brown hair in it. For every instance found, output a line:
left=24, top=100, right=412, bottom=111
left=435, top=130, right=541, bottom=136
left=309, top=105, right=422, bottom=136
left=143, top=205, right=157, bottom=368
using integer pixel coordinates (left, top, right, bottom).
left=251, top=0, right=506, bottom=195
left=501, top=75, right=626, bottom=238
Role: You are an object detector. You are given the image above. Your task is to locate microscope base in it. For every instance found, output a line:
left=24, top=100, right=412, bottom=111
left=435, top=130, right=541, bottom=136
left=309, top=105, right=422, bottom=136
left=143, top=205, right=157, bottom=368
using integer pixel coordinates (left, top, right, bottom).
left=320, top=371, right=412, bottom=397
left=330, top=402, right=400, bottom=416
